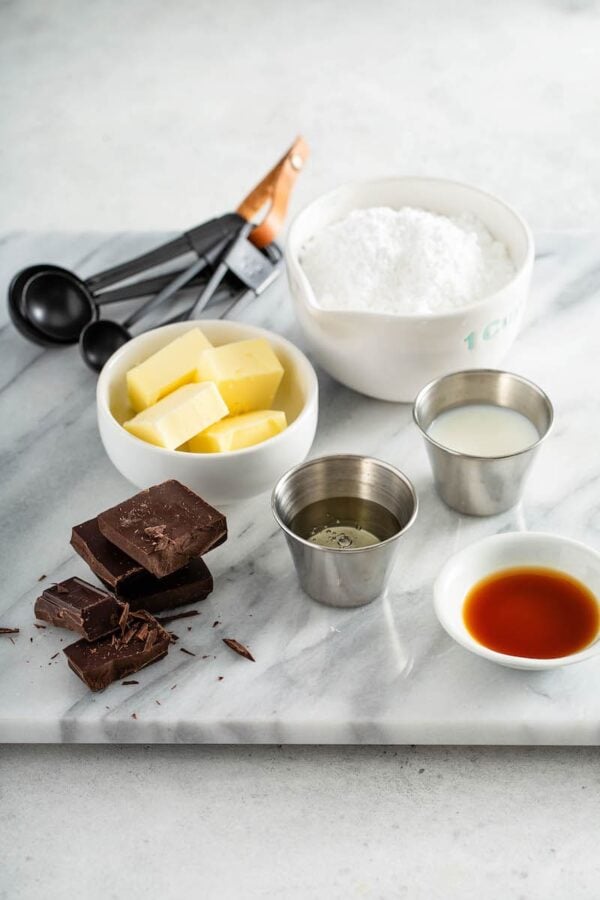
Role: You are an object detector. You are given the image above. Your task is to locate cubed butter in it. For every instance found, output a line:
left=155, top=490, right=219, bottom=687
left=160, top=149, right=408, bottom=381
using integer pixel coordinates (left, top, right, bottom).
left=126, top=328, right=212, bottom=412
left=187, top=409, right=288, bottom=453
left=123, top=382, right=228, bottom=450
left=195, top=338, right=284, bottom=416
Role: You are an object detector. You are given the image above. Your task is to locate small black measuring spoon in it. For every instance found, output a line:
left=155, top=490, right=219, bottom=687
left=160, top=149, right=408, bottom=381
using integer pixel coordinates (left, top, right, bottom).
left=79, top=233, right=234, bottom=372
left=8, top=214, right=244, bottom=347
left=80, top=230, right=283, bottom=372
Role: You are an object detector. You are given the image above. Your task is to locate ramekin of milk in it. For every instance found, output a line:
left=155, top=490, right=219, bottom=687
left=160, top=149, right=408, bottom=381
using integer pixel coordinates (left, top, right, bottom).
left=413, top=369, right=553, bottom=516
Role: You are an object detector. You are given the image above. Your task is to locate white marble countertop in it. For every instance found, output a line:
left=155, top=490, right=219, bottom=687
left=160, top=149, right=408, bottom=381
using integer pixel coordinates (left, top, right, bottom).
left=1, top=229, right=600, bottom=746
left=3, top=0, right=600, bottom=897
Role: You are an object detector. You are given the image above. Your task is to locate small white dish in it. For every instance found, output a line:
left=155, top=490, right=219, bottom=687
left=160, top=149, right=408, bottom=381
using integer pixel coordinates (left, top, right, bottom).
left=434, top=532, right=600, bottom=670
left=286, top=177, right=533, bottom=402
left=97, top=320, right=319, bottom=506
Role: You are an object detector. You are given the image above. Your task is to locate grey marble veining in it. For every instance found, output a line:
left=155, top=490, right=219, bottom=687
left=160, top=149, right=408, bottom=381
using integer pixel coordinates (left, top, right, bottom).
left=0, top=231, right=599, bottom=744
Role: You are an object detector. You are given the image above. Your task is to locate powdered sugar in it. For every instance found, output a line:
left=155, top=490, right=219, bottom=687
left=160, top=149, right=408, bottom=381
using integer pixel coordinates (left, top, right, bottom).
left=299, top=206, right=516, bottom=316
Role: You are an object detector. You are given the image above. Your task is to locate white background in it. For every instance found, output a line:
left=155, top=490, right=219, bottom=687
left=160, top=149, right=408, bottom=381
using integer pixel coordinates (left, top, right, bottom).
left=2, top=1, right=600, bottom=898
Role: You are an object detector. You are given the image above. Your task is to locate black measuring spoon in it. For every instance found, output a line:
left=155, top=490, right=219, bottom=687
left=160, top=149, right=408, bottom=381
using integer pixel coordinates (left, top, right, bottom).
left=79, top=233, right=237, bottom=372
left=8, top=214, right=244, bottom=347
left=80, top=230, right=282, bottom=372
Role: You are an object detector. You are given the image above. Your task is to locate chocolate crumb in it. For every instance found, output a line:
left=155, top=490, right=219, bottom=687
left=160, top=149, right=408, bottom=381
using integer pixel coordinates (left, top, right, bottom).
left=218, top=676, right=224, bottom=681
left=122, top=680, right=139, bottom=686
left=223, top=638, right=255, bottom=662
left=34, top=624, right=46, bottom=630
left=180, top=647, right=196, bottom=657
left=131, top=712, right=137, bottom=719
left=38, top=574, right=47, bottom=582
left=156, top=610, right=200, bottom=625
left=0, top=627, right=19, bottom=635
left=187, top=626, right=192, bottom=631
left=55, top=584, right=69, bottom=594
left=155, top=699, right=161, bottom=705
left=212, top=621, right=220, bottom=628
left=30, top=637, right=33, bottom=643
left=9, top=637, right=15, bottom=645
left=171, top=684, right=177, bottom=690
left=50, top=652, right=59, bottom=660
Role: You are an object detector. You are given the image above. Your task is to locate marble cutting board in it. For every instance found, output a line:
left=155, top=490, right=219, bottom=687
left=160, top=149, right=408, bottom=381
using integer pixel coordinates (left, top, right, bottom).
left=1, top=231, right=599, bottom=744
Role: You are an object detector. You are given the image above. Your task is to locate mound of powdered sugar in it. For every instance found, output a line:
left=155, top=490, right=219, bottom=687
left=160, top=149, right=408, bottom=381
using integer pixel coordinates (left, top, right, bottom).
left=299, top=206, right=515, bottom=315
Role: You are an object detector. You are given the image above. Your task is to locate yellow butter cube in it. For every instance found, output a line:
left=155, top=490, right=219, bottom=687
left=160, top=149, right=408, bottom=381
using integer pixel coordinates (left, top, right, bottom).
left=195, top=338, right=284, bottom=416
left=187, top=409, right=288, bottom=453
left=124, top=382, right=228, bottom=450
left=127, top=328, right=212, bottom=412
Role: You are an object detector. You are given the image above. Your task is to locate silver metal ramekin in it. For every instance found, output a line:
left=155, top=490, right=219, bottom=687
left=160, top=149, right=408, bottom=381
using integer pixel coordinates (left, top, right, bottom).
left=413, top=369, right=553, bottom=516
left=272, top=454, right=418, bottom=608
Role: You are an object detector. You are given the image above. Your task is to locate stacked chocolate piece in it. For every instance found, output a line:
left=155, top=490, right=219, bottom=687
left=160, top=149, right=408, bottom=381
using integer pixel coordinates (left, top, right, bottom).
left=34, top=480, right=227, bottom=691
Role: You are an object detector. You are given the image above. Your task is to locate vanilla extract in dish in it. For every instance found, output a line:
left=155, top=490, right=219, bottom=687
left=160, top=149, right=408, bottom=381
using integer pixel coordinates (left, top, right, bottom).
left=427, top=403, right=539, bottom=457
left=463, top=567, right=599, bottom=659
left=290, top=497, right=400, bottom=550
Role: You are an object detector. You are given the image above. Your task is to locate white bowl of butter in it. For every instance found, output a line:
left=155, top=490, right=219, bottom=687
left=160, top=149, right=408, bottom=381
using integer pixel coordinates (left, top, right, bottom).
left=285, top=177, right=533, bottom=402
left=97, top=320, right=319, bottom=505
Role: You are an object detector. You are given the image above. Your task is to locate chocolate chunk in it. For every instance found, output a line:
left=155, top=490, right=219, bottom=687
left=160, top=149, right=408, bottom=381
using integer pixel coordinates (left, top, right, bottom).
left=97, top=481, right=227, bottom=578
left=63, top=610, right=170, bottom=692
left=35, top=578, right=124, bottom=641
left=71, top=517, right=145, bottom=590
left=108, top=558, right=213, bottom=614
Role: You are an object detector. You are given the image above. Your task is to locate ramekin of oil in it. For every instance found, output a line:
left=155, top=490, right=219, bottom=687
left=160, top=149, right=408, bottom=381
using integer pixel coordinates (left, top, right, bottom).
left=272, top=455, right=418, bottom=607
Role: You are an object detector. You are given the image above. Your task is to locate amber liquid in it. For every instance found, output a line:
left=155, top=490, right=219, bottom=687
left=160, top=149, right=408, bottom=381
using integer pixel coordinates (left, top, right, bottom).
left=463, top=567, right=599, bottom=659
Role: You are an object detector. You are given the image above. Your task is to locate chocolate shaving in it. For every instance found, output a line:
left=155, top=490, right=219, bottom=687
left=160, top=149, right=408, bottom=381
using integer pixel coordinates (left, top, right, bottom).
left=137, top=623, right=149, bottom=642
left=143, top=524, right=172, bottom=551
left=144, top=630, right=157, bottom=652
left=180, top=647, right=196, bottom=657
left=50, top=652, right=59, bottom=660
left=0, top=627, right=19, bottom=635
left=34, top=624, right=46, bottom=630
left=156, top=610, right=200, bottom=625
left=122, top=680, right=139, bottom=685
left=118, top=602, right=130, bottom=631
left=122, top=626, right=137, bottom=645
left=223, top=638, right=255, bottom=662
